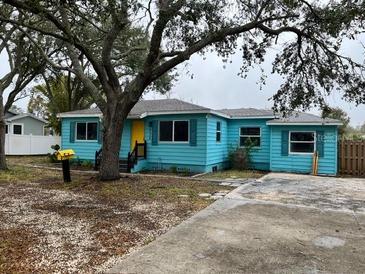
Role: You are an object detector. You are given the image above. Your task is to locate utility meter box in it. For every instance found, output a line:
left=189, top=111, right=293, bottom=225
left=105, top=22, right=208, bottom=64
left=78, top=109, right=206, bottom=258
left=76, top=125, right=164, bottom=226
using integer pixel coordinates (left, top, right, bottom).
left=56, top=149, right=75, bottom=161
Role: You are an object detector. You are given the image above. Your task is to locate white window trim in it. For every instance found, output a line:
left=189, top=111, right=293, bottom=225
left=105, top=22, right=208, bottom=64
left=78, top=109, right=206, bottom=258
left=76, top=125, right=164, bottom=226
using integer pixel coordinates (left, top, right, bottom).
left=75, top=122, right=98, bottom=142
left=43, top=125, right=48, bottom=136
left=239, top=127, right=261, bottom=148
left=289, top=131, right=316, bottom=155
left=158, top=120, right=190, bottom=143
left=216, top=121, right=221, bottom=143
left=12, top=123, right=24, bottom=135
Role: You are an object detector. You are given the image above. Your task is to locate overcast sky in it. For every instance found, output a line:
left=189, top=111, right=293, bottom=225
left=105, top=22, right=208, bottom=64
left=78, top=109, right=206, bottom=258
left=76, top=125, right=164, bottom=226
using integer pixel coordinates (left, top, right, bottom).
left=1, top=35, right=365, bottom=126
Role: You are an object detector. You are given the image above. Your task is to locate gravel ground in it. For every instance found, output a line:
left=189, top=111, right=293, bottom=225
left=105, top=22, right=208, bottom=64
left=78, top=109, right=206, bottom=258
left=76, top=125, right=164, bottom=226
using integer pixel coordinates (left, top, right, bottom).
left=0, top=166, right=233, bottom=273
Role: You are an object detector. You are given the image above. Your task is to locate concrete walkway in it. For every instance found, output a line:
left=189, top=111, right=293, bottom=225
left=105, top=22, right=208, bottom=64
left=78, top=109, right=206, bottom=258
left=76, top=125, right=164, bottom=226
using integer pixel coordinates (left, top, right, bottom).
left=109, top=173, right=365, bottom=274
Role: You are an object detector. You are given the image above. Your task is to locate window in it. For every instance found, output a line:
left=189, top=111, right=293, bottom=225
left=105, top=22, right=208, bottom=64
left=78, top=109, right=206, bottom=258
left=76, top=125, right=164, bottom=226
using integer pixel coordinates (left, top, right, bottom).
left=13, top=124, right=23, bottom=135
left=5, top=125, right=8, bottom=134
left=159, top=121, right=173, bottom=141
left=159, top=120, right=189, bottom=142
left=43, top=126, right=54, bottom=136
left=216, top=122, right=221, bottom=142
left=76, top=122, right=98, bottom=141
left=240, top=127, right=260, bottom=147
left=290, top=131, right=315, bottom=154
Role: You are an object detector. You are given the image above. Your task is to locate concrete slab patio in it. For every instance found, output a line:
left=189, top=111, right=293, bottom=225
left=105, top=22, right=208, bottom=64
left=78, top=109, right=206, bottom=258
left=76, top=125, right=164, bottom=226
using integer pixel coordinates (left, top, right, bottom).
left=109, top=173, right=365, bottom=274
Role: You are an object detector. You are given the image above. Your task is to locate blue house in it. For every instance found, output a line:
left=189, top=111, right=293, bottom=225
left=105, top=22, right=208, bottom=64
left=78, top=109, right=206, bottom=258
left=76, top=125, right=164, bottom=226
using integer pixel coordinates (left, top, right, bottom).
left=58, top=99, right=341, bottom=175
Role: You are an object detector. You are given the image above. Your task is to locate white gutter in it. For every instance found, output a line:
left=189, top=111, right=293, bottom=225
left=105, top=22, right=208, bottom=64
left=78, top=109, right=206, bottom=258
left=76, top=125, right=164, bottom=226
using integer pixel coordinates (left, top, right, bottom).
left=266, top=122, right=342, bottom=126
left=230, top=116, right=276, bottom=119
left=57, top=113, right=102, bottom=118
left=57, top=110, right=230, bottom=119
left=139, top=110, right=230, bottom=119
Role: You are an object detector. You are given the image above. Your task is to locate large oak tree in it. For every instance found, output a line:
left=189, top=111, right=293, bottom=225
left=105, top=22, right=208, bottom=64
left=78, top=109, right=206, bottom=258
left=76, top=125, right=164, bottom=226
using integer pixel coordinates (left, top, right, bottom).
left=2, top=0, right=365, bottom=180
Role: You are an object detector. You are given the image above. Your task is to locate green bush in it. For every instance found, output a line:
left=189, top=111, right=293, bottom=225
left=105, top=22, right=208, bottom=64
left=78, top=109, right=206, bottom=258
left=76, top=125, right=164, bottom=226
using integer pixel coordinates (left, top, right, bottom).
left=229, top=139, right=254, bottom=170
left=80, top=160, right=93, bottom=168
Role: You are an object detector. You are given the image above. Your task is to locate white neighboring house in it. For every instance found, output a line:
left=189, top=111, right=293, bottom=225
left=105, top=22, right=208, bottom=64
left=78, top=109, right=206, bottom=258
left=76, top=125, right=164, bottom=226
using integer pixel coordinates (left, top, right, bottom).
left=5, top=110, right=61, bottom=155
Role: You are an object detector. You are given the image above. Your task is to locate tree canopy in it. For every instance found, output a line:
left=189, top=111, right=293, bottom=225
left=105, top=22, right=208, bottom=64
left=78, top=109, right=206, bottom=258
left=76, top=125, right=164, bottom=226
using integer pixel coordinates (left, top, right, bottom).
left=2, top=0, right=365, bottom=179
left=0, top=5, right=50, bottom=169
left=321, top=106, right=350, bottom=135
left=28, top=73, right=95, bottom=134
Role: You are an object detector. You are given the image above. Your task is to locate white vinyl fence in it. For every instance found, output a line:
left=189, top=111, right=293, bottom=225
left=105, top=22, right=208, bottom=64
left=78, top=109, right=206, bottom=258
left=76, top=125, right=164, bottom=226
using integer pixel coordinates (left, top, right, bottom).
left=5, top=134, right=61, bottom=155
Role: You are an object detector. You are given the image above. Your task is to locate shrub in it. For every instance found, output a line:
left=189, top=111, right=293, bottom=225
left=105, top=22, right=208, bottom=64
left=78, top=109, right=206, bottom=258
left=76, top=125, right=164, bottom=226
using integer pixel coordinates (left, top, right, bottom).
left=229, top=139, right=254, bottom=170
left=229, top=148, right=249, bottom=170
left=70, top=157, right=82, bottom=166
left=80, top=160, right=93, bottom=168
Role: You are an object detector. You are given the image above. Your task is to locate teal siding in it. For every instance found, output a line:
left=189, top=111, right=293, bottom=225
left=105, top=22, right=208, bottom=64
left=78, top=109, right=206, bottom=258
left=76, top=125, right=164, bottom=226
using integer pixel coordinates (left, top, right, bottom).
left=227, top=119, right=271, bottom=170
left=270, top=125, right=338, bottom=175
left=206, top=115, right=228, bottom=167
left=61, top=117, right=131, bottom=161
left=144, top=114, right=207, bottom=171
left=60, top=113, right=339, bottom=175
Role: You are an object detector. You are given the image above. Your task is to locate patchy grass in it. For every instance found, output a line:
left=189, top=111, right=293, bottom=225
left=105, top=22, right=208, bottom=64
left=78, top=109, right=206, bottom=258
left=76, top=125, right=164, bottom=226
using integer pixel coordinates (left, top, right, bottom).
left=7, top=155, right=51, bottom=166
left=7, top=155, right=95, bottom=171
left=201, top=169, right=267, bottom=180
left=0, top=165, right=60, bottom=184
left=0, top=165, right=233, bottom=273
left=139, top=170, right=196, bottom=177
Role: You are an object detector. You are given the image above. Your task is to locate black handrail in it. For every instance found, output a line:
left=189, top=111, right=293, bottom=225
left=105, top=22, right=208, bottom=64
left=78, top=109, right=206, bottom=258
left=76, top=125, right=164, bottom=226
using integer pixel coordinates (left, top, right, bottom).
left=95, top=141, right=146, bottom=173
left=127, top=140, right=147, bottom=172
left=94, top=148, right=102, bottom=170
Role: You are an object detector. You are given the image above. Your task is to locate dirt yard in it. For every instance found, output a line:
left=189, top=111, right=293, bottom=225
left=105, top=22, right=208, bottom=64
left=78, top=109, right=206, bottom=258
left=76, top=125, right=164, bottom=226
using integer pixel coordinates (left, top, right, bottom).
left=0, top=165, right=233, bottom=273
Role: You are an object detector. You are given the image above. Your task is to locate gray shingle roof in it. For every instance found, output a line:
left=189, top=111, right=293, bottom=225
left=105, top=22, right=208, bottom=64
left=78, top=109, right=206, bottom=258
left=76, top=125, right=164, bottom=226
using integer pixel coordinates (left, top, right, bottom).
left=58, top=98, right=341, bottom=125
left=59, top=99, right=209, bottom=118
left=218, top=108, right=275, bottom=118
left=58, top=108, right=101, bottom=116
left=6, top=113, right=47, bottom=123
left=130, top=99, right=209, bottom=116
left=267, top=112, right=341, bottom=124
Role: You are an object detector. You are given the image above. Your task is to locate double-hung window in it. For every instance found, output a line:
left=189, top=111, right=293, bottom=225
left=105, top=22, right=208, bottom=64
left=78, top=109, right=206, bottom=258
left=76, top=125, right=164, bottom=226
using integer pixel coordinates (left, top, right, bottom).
left=13, top=124, right=23, bottom=135
left=216, top=122, right=221, bottom=142
left=289, top=131, right=315, bottom=154
left=76, top=122, right=98, bottom=141
left=240, top=127, right=261, bottom=147
left=159, top=120, right=189, bottom=142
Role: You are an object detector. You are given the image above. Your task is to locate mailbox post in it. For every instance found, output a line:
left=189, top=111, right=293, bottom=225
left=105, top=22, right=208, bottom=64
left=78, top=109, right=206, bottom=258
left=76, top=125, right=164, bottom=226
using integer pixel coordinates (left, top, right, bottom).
left=56, top=149, right=75, bottom=183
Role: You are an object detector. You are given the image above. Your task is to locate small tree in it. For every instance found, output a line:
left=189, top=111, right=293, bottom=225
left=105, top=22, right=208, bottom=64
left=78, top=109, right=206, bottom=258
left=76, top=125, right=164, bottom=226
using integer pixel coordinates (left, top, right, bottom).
left=359, top=122, right=365, bottom=134
left=28, top=73, right=94, bottom=134
left=321, top=107, right=350, bottom=136
left=229, top=138, right=255, bottom=170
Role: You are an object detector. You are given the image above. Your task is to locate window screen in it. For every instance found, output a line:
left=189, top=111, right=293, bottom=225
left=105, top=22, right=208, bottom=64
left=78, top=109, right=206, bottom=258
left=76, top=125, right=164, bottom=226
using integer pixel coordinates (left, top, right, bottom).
left=240, top=127, right=260, bottom=147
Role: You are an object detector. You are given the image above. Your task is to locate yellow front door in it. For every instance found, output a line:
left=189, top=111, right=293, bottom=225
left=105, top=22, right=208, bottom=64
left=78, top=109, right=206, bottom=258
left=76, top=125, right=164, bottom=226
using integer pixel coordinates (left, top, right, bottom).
left=131, top=120, right=145, bottom=149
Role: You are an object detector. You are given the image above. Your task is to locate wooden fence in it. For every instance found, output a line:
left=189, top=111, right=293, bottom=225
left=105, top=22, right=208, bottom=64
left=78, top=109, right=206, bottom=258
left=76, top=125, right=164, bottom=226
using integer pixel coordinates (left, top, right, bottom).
left=338, top=140, right=365, bottom=176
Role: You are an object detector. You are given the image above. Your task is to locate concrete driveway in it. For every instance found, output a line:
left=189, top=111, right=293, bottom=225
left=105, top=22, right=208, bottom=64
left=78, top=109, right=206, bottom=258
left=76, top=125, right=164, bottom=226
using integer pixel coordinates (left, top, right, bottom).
left=109, top=173, right=365, bottom=274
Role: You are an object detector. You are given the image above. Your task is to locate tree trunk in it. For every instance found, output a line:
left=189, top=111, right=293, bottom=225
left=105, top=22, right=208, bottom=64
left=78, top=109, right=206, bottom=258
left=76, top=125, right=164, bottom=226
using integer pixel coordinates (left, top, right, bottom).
left=0, top=108, right=7, bottom=170
left=99, top=106, right=126, bottom=181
